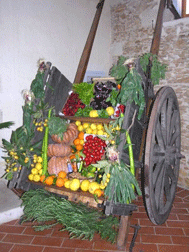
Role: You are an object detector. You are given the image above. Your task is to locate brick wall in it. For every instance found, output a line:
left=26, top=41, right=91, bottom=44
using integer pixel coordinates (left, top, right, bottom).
left=110, top=0, right=189, bottom=189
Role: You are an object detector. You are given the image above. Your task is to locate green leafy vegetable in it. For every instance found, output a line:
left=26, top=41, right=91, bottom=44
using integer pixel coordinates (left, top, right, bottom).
left=48, top=114, right=68, bottom=139
left=140, top=53, right=167, bottom=86
left=73, top=82, right=94, bottom=105
left=21, top=189, right=119, bottom=243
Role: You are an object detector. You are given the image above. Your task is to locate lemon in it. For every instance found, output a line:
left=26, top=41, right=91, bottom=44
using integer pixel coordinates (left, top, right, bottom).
left=106, top=107, right=114, bottom=116
left=100, top=185, right=106, bottom=190
left=33, top=174, right=40, bottom=182
left=38, top=169, right=42, bottom=175
left=116, top=125, right=121, bottom=131
left=35, top=163, right=42, bottom=170
left=90, top=123, right=97, bottom=130
left=64, top=180, right=71, bottom=189
left=37, top=156, right=43, bottom=163
left=88, top=182, right=100, bottom=194
left=80, top=180, right=90, bottom=192
left=78, top=125, right=84, bottom=131
left=31, top=168, right=38, bottom=175
left=83, top=123, right=90, bottom=129
left=92, top=129, right=97, bottom=135
left=97, top=130, right=104, bottom=136
left=28, top=174, right=34, bottom=181
left=75, top=121, right=81, bottom=126
left=107, top=173, right=111, bottom=178
left=86, top=128, right=92, bottom=134
left=89, top=110, right=98, bottom=118
left=97, top=124, right=103, bottom=130
left=69, top=179, right=80, bottom=191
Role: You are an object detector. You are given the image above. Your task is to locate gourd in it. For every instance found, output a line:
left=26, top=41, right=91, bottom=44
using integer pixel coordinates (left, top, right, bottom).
left=48, top=144, right=72, bottom=157
left=51, top=123, right=78, bottom=144
left=48, top=156, right=70, bottom=175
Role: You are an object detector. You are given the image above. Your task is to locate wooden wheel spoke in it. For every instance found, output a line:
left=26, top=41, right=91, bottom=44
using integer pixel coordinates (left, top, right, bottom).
left=153, top=158, right=165, bottom=186
left=169, top=110, right=179, bottom=145
left=164, top=175, right=171, bottom=202
left=160, top=101, right=167, bottom=145
left=156, top=120, right=165, bottom=151
left=154, top=163, right=165, bottom=211
left=166, top=98, right=173, bottom=144
left=166, top=164, right=177, bottom=184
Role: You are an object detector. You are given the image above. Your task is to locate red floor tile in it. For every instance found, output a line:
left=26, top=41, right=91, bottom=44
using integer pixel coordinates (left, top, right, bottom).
left=10, top=244, right=44, bottom=252
left=32, top=236, right=63, bottom=247
left=158, top=244, right=189, bottom=252
left=2, top=234, right=34, bottom=244
left=0, top=242, right=14, bottom=252
left=0, top=186, right=188, bottom=252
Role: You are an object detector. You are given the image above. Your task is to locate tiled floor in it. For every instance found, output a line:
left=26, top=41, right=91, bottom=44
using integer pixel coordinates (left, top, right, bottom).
left=0, top=186, right=188, bottom=252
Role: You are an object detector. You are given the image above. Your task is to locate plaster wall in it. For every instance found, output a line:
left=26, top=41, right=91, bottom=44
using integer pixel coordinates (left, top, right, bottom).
left=110, top=0, right=189, bottom=189
left=0, top=0, right=111, bottom=176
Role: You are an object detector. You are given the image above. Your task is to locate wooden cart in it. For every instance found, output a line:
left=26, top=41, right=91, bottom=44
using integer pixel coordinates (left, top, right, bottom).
left=8, top=0, right=183, bottom=250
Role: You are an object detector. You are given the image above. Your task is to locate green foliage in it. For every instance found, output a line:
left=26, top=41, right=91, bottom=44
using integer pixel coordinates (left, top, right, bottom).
left=48, top=115, right=68, bottom=139
left=21, top=189, right=119, bottom=243
left=105, top=162, right=141, bottom=204
left=97, top=109, right=109, bottom=118
left=75, top=106, right=93, bottom=117
left=30, top=72, right=45, bottom=99
left=73, top=82, right=94, bottom=105
left=106, top=89, right=119, bottom=107
left=109, top=56, right=128, bottom=83
left=140, top=53, right=167, bottom=85
left=117, top=69, right=145, bottom=120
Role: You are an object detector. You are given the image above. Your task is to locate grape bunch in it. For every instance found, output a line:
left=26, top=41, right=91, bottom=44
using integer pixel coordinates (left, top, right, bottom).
left=90, top=81, right=117, bottom=110
left=62, top=93, right=85, bottom=116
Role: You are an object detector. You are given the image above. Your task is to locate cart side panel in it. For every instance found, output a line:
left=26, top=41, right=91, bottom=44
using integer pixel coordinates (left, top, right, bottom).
left=7, top=64, right=72, bottom=190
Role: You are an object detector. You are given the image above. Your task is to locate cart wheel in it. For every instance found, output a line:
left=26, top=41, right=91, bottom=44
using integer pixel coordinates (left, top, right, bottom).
left=144, top=86, right=182, bottom=225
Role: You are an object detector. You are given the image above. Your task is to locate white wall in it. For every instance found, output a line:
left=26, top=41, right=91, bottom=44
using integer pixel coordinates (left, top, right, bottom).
left=0, top=0, right=111, bottom=138
left=0, top=0, right=111, bottom=174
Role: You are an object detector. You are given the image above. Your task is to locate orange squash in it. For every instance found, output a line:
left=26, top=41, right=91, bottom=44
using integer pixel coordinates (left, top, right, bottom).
left=48, top=156, right=69, bottom=175
left=47, top=144, right=72, bottom=157
left=51, top=123, right=78, bottom=144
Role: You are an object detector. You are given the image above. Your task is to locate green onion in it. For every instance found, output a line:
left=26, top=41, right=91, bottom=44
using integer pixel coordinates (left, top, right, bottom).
left=126, top=131, right=135, bottom=190
left=42, top=109, right=52, bottom=175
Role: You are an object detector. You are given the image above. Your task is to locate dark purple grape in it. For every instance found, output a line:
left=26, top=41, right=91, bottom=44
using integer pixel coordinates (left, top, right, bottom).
left=95, top=82, right=103, bottom=92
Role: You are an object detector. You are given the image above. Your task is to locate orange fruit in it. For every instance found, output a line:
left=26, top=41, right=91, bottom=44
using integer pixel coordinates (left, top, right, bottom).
left=117, top=84, right=121, bottom=90
left=76, top=144, right=83, bottom=151
left=58, top=171, right=67, bottom=179
left=94, top=189, right=103, bottom=197
left=56, top=177, right=64, bottom=187
left=74, top=138, right=80, bottom=146
left=45, top=176, right=54, bottom=186
left=69, top=154, right=76, bottom=160
left=40, top=175, right=46, bottom=183
left=78, top=132, right=84, bottom=140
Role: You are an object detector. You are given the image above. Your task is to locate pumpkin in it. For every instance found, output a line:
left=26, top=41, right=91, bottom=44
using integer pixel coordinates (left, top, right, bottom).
left=48, top=156, right=69, bottom=175
left=47, top=144, right=72, bottom=157
left=51, top=123, right=78, bottom=144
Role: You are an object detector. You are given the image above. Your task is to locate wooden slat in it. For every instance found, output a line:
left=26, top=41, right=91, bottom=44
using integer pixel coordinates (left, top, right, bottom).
left=59, top=115, right=115, bottom=123
left=42, top=184, right=104, bottom=209
left=44, top=67, right=72, bottom=114
left=150, top=0, right=166, bottom=55
left=74, top=0, right=105, bottom=83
